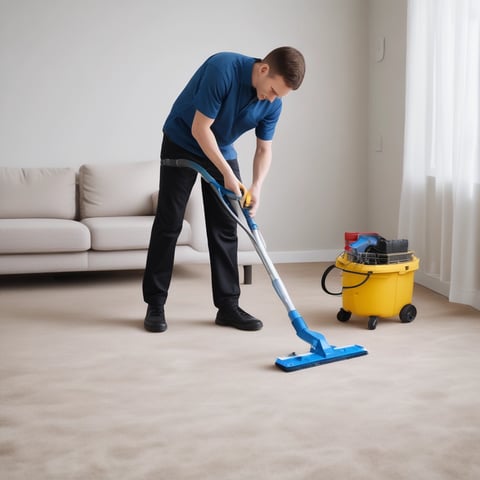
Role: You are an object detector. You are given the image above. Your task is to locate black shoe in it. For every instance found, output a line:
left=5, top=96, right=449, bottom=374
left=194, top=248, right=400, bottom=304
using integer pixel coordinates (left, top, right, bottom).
left=144, top=305, right=167, bottom=332
left=215, top=306, right=263, bottom=331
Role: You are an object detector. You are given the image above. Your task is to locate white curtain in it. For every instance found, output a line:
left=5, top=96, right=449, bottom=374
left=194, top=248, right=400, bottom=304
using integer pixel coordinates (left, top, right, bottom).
left=399, top=0, right=480, bottom=310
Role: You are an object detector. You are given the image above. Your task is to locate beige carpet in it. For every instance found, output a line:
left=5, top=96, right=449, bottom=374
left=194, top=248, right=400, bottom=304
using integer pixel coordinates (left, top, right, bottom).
left=1, top=263, right=479, bottom=480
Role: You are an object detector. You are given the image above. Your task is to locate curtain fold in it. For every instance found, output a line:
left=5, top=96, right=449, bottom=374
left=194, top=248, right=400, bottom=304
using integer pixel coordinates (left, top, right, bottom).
left=399, top=0, right=480, bottom=310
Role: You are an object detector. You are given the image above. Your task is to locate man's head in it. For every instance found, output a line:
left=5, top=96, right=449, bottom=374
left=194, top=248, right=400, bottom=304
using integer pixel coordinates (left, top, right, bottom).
left=253, top=46, right=305, bottom=102
left=262, top=47, right=306, bottom=90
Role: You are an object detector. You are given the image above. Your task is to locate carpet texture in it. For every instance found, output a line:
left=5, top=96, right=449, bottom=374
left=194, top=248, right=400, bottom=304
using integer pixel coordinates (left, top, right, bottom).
left=1, top=263, right=479, bottom=479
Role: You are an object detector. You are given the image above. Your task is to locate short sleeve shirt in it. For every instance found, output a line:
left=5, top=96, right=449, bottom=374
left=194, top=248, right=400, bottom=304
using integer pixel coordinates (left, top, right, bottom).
left=163, top=52, right=282, bottom=160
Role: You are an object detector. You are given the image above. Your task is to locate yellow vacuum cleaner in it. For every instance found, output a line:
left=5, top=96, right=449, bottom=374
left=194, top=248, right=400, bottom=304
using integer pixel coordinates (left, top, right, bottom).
left=322, top=234, right=419, bottom=330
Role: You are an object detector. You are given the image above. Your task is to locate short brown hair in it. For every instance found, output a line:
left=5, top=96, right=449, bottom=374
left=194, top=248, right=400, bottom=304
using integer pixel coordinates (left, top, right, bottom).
left=262, top=47, right=306, bottom=90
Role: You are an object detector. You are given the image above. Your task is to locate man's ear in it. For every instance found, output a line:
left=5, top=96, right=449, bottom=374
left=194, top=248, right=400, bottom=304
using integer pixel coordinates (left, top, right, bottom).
left=259, top=63, right=270, bottom=75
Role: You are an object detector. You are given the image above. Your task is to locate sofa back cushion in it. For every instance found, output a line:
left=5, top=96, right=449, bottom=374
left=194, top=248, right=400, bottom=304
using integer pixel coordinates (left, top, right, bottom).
left=79, top=160, right=160, bottom=218
left=0, top=167, right=76, bottom=219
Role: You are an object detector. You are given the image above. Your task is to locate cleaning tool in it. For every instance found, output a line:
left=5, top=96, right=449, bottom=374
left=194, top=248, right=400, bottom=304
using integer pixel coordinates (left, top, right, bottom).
left=162, top=158, right=368, bottom=372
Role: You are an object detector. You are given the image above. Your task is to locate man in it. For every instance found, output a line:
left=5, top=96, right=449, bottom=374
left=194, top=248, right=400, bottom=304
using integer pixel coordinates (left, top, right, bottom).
left=143, top=46, right=305, bottom=333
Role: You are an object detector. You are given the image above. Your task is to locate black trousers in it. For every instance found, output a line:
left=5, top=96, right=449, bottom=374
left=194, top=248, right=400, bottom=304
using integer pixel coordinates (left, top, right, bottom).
left=142, top=135, right=241, bottom=309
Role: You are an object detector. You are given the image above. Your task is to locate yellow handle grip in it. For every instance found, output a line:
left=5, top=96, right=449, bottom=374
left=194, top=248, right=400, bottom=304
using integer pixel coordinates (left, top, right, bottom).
left=239, top=184, right=252, bottom=208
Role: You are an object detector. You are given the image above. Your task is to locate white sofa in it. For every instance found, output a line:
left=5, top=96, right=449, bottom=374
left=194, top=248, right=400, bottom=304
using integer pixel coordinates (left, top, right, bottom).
left=0, top=160, right=257, bottom=282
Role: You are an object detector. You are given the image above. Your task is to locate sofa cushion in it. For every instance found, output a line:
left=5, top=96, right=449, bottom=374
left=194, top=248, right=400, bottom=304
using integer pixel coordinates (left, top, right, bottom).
left=0, top=219, right=91, bottom=254
left=0, top=167, right=76, bottom=219
left=79, top=160, right=160, bottom=219
left=0, top=252, right=88, bottom=275
left=81, top=216, right=191, bottom=251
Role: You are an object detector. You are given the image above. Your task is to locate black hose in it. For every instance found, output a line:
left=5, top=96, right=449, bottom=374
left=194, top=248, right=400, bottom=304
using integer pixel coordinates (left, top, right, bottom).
left=321, top=263, right=372, bottom=296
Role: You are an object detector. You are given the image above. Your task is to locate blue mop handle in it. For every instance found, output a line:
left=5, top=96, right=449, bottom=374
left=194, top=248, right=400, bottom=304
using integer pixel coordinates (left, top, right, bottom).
left=163, top=158, right=365, bottom=364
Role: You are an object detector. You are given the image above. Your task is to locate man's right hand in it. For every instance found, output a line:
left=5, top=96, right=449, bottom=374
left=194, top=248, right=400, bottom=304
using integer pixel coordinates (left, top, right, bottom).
left=223, top=171, right=242, bottom=197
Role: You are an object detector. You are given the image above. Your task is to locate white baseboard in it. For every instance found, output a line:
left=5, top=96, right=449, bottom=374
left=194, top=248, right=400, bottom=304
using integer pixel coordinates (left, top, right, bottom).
left=414, top=271, right=450, bottom=297
left=267, top=250, right=341, bottom=263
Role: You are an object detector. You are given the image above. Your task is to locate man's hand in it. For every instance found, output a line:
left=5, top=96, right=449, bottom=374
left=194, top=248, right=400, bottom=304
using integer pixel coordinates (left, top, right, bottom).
left=245, top=184, right=261, bottom=217
left=223, top=171, right=242, bottom=197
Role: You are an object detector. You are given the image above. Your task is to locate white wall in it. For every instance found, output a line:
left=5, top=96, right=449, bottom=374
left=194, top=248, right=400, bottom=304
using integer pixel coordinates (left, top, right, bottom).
left=0, top=0, right=407, bottom=259
left=367, top=0, right=408, bottom=238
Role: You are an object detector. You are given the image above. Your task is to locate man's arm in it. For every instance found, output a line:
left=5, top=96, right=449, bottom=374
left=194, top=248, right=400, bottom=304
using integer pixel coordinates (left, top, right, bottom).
left=248, top=138, right=273, bottom=217
left=191, top=110, right=241, bottom=196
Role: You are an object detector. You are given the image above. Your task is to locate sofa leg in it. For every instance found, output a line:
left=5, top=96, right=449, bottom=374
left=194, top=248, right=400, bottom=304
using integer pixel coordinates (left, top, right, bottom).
left=243, top=265, right=252, bottom=285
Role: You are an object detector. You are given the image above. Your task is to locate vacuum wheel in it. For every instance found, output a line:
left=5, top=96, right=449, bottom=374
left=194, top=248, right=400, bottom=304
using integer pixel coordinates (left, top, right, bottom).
left=399, top=304, right=417, bottom=323
left=337, top=308, right=352, bottom=322
left=368, top=316, right=378, bottom=330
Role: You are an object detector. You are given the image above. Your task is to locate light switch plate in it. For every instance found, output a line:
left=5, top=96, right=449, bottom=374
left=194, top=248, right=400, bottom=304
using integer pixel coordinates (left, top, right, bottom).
left=375, top=36, right=385, bottom=62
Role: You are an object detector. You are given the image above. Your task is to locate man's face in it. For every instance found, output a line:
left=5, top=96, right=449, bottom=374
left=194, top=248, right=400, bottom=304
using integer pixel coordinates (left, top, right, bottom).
left=255, top=66, right=292, bottom=102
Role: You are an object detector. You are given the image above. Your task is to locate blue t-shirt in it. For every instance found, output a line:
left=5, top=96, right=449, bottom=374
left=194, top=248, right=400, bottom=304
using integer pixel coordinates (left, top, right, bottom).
left=163, top=52, right=282, bottom=160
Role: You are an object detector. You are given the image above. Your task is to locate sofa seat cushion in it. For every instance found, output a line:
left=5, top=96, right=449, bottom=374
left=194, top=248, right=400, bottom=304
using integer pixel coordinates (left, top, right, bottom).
left=0, top=219, right=91, bottom=254
left=81, top=216, right=191, bottom=251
